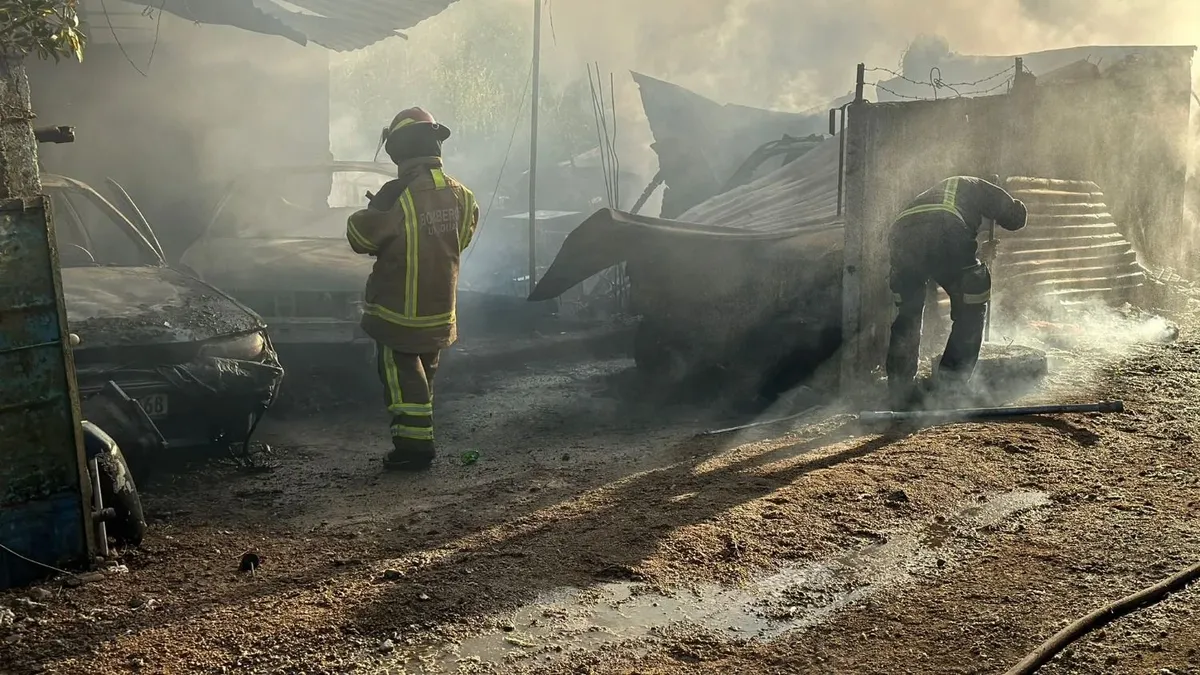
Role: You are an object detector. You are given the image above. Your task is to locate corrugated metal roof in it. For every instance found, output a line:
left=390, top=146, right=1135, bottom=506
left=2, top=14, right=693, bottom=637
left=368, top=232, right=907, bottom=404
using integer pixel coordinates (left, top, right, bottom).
left=118, top=0, right=459, bottom=51
left=633, top=72, right=829, bottom=217
left=528, top=135, right=844, bottom=301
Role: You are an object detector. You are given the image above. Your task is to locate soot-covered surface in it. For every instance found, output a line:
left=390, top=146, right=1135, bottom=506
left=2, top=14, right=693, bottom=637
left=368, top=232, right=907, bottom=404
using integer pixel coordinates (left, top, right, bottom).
left=62, top=266, right=262, bottom=348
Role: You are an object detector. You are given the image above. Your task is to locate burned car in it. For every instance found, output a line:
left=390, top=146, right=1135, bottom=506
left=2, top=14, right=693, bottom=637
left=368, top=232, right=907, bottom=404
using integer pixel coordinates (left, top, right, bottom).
left=46, top=174, right=284, bottom=452
left=178, top=162, right=390, bottom=351
left=178, top=162, right=554, bottom=358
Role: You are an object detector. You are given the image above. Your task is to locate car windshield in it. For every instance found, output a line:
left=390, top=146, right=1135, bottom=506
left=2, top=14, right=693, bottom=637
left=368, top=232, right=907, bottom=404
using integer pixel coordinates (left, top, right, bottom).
left=211, top=168, right=393, bottom=239
left=47, top=182, right=160, bottom=268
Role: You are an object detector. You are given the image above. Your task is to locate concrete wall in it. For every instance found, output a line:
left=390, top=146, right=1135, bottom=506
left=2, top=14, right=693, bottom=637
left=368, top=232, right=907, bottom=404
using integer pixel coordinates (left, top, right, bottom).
left=26, top=15, right=331, bottom=259
left=840, top=51, right=1193, bottom=389
left=1018, top=55, right=1193, bottom=267
left=839, top=96, right=988, bottom=391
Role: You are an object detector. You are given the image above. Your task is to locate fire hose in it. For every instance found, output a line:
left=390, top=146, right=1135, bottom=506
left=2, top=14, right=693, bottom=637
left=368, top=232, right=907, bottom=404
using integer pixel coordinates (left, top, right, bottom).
left=1004, top=559, right=1200, bottom=675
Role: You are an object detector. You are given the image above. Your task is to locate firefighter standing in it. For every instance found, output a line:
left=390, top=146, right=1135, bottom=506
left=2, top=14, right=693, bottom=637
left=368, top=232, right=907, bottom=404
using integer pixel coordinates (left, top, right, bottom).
left=346, top=107, right=478, bottom=470
left=886, top=175, right=1027, bottom=409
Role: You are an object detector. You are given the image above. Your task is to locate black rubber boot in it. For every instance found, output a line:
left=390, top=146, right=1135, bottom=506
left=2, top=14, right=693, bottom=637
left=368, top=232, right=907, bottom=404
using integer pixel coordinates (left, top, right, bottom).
left=383, top=441, right=435, bottom=472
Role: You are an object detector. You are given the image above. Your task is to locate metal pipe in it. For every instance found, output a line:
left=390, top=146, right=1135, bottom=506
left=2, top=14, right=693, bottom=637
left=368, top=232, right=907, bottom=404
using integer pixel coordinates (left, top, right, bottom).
left=630, top=170, right=664, bottom=215
left=88, top=458, right=109, bottom=559
left=528, top=0, right=542, bottom=296
left=858, top=401, right=1124, bottom=425
left=984, top=172, right=1001, bottom=341
left=34, top=125, right=74, bottom=144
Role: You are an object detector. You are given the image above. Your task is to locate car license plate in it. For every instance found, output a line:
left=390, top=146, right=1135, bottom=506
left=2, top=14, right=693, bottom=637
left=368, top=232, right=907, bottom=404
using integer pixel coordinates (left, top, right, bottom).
left=137, top=393, right=169, bottom=418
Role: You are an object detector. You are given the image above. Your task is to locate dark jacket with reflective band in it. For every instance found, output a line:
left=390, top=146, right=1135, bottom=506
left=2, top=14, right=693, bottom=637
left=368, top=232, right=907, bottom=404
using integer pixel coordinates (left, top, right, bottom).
left=893, top=176, right=1024, bottom=236
left=346, top=157, right=479, bottom=353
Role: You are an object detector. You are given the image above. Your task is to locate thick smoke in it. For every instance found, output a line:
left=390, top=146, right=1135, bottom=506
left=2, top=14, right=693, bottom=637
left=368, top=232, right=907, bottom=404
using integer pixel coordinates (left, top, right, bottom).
left=333, top=0, right=1200, bottom=206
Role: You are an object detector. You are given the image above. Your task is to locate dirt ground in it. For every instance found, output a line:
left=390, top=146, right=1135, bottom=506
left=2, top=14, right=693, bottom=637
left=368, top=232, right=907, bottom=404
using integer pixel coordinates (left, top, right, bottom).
left=2, top=311, right=1199, bottom=675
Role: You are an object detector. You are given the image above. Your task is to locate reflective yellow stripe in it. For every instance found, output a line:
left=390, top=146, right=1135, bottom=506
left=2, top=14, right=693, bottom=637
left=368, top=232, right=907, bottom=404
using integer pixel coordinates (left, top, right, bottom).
left=346, top=220, right=377, bottom=253
left=962, top=290, right=991, bottom=304
left=399, top=190, right=419, bottom=317
left=389, top=402, right=433, bottom=416
left=382, top=348, right=404, bottom=406
left=459, top=189, right=476, bottom=251
left=390, top=117, right=419, bottom=133
left=430, top=168, right=447, bottom=189
left=895, top=177, right=961, bottom=221
left=363, top=303, right=455, bottom=328
left=390, top=424, right=434, bottom=441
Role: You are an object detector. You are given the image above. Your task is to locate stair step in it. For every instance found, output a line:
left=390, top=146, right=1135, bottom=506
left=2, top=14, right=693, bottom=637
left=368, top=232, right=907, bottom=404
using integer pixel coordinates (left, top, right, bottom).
left=1002, top=249, right=1138, bottom=272
left=1002, top=263, right=1142, bottom=285
left=1044, top=280, right=1144, bottom=300
left=997, top=241, right=1133, bottom=264
left=1006, top=176, right=1101, bottom=193
left=1026, top=202, right=1110, bottom=216
left=1029, top=270, right=1145, bottom=292
left=1001, top=232, right=1126, bottom=247
left=1008, top=223, right=1124, bottom=238
left=1011, top=188, right=1104, bottom=204
left=1022, top=212, right=1115, bottom=226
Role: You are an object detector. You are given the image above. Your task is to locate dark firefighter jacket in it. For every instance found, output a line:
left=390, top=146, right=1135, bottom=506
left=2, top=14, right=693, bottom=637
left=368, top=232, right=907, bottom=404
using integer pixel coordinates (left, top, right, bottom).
left=346, top=156, right=479, bottom=353
left=893, top=176, right=1025, bottom=236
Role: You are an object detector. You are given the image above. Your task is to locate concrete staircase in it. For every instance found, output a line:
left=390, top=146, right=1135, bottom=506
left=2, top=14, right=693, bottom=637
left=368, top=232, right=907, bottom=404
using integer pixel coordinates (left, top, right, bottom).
left=995, top=176, right=1144, bottom=304
left=934, top=176, right=1144, bottom=311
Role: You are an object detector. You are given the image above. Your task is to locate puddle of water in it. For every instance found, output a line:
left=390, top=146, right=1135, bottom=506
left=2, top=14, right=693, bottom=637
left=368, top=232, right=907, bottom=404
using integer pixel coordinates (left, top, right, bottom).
left=362, top=490, right=1049, bottom=674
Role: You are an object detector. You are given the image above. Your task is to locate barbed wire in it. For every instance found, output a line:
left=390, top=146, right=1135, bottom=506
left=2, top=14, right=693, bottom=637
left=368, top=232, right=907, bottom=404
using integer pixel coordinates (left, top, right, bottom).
left=864, top=64, right=1016, bottom=99
left=871, top=75, right=1013, bottom=102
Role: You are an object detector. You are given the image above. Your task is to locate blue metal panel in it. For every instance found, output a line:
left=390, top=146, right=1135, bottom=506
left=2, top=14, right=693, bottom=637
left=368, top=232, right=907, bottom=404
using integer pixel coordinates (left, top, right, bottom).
left=0, top=196, right=92, bottom=589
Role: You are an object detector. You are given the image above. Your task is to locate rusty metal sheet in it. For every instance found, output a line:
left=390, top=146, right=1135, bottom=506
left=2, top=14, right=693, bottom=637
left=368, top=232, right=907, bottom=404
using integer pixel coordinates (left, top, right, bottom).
left=0, top=197, right=91, bottom=589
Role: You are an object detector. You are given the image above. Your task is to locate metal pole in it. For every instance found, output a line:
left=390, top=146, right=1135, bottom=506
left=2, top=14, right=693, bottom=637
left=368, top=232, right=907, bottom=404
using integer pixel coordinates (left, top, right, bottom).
left=527, top=0, right=542, bottom=296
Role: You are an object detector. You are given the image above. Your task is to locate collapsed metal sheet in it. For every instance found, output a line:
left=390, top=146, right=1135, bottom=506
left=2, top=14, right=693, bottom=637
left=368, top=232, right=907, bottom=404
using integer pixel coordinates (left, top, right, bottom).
left=633, top=72, right=830, bottom=218
left=529, top=134, right=844, bottom=302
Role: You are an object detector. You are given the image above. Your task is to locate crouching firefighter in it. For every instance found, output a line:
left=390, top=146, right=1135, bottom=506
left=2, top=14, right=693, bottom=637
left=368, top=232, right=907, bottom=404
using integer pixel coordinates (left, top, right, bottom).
left=886, top=175, right=1027, bottom=409
left=346, top=107, right=479, bottom=470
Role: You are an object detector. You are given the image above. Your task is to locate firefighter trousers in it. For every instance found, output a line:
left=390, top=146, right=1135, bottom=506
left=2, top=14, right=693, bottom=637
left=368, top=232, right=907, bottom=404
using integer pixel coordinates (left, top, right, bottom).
left=886, top=217, right=991, bottom=404
left=376, top=343, right=441, bottom=456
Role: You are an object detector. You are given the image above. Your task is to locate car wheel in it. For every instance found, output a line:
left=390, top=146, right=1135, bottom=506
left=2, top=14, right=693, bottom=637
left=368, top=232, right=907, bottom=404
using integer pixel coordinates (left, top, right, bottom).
left=95, top=444, right=148, bottom=547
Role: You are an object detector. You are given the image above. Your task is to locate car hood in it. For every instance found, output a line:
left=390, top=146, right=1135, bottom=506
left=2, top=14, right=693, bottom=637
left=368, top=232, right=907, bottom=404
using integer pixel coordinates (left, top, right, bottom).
left=62, top=266, right=263, bottom=349
left=181, top=237, right=371, bottom=292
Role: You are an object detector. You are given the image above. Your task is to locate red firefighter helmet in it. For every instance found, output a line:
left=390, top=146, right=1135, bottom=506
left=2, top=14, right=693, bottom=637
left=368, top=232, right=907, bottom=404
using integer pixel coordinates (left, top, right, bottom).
left=385, top=107, right=451, bottom=142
